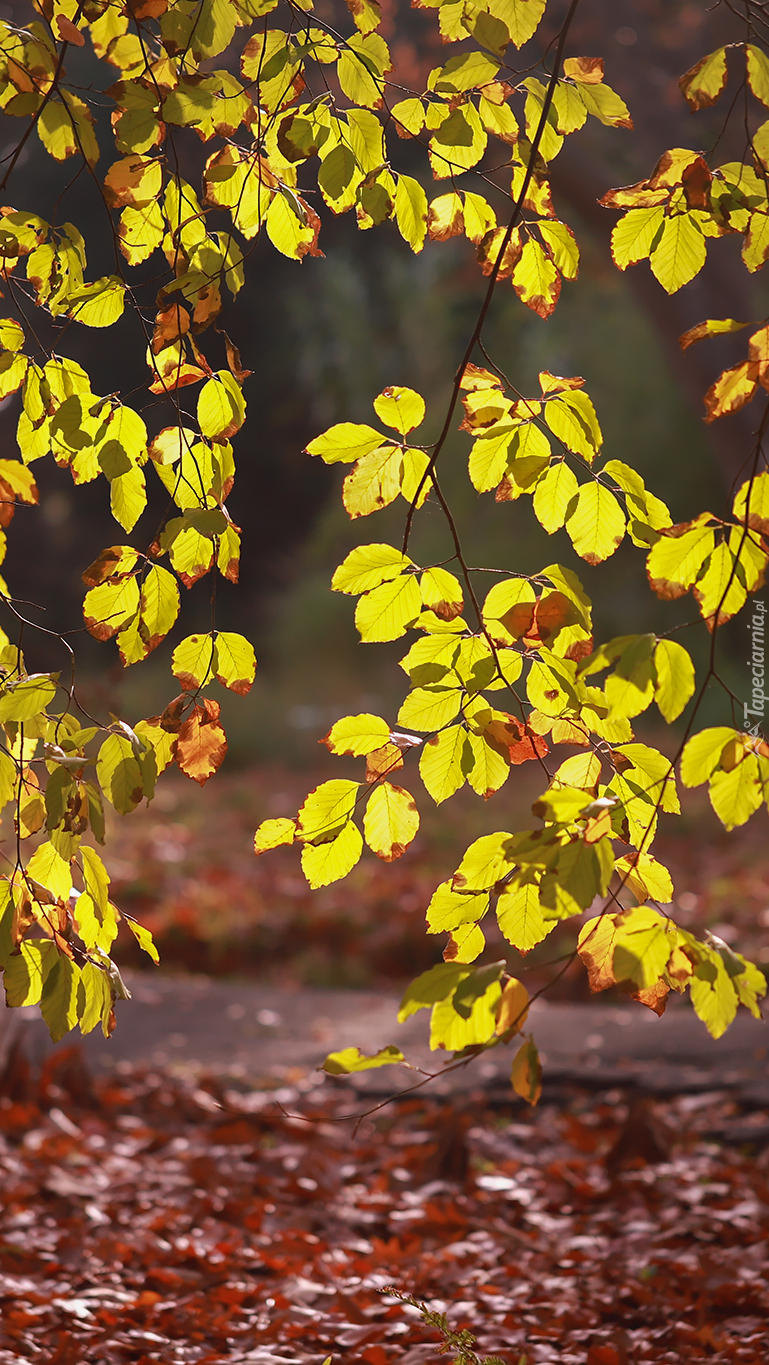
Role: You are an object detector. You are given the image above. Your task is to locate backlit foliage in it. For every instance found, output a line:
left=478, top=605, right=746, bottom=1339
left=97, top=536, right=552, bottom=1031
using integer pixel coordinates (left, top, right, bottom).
left=0, top=0, right=767, bottom=1074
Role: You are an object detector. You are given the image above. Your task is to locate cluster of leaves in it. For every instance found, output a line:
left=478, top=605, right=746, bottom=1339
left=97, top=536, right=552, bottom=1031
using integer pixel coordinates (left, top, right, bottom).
left=251, top=2, right=769, bottom=1080
left=0, top=0, right=767, bottom=1079
left=1, top=1050, right=768, bottom=1363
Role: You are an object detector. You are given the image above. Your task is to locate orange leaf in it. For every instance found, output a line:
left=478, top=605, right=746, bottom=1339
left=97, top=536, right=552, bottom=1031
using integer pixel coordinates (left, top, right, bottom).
left=563, top=56, right=604, bottom=84
left=630, top=980, right=669, bottom=1015
left=365, top=742, right=405, bottom=783
left=152, top=304, right=190, bottom=354
left=174, top=699, right=227, bottom=785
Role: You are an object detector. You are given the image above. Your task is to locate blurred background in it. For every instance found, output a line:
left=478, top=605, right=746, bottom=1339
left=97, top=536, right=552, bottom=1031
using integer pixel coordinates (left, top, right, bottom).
left=2, top=0, right=769, bottom=993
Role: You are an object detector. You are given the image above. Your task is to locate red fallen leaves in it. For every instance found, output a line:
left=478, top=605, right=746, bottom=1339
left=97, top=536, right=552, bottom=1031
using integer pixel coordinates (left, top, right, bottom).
left=1, top=1043, right=768, bottom=1365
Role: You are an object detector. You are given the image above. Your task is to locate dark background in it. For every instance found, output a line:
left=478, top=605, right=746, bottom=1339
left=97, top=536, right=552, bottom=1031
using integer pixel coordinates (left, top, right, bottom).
left=1, top=0, right=766, bottom=760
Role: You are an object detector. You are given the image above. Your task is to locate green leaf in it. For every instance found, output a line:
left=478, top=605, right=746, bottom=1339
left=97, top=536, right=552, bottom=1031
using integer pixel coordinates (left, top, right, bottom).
left=96, top=733, right=144, bottom=814
left=323, top=1044, right=405, bottom=1074
left=690, top=948, right=738, bottom=1039
left=398, top=961, right=470, bottom=1021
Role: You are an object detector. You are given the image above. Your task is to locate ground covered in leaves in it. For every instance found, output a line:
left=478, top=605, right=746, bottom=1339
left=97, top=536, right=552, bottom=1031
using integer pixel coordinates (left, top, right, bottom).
left=1, top=1045, right=768, bottom=1365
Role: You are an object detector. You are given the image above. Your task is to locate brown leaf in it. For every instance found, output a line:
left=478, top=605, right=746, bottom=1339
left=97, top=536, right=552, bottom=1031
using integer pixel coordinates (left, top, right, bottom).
left=221, top=330, right=253, bottom=383
left=682, top=157, right=712, bottom=210
left=174, top=698, right=227, bottom=785
left=152, top=303, right=190, bottom=354
left=55, top=14, right=85, bottom=45
left=577, top=915, right=619, bottom=993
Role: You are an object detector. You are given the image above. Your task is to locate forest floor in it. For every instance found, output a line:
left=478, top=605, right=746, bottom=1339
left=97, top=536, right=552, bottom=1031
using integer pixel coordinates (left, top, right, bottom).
left=0, top=1048, right=768, bottom=1365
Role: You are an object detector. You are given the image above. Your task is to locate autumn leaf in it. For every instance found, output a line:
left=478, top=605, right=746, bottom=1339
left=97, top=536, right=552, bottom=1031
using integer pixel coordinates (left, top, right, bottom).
left=174, top=698, right=228, bottom=785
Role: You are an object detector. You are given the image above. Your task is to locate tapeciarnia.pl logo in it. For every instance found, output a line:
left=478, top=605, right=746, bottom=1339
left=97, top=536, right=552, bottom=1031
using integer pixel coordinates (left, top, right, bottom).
left=745, top=598, right=766, bottom=735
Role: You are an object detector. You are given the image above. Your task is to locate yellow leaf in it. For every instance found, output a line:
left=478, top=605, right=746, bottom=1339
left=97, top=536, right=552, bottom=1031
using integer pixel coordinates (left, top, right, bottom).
left=332, top=543, right=412, bottom=594
left=398, top=684, right=462, bottom=731
left=254, top=817, right=296, bottom=854
left=495, top=0, right=546, bottom=48
left=610, top=206, right=665, bottom=270
left=496, top=882, right=549, bottom=952
left=373, top=385, right=425, bottom=434
left=394, top=174, right=427, bottom=252
left=307, top=423, right=385, bottom=464
left=654, top=639, right=695, bottom=721
left=532, top=460, right=578, bottom=533
left=363, top=781, right=419, bottom=860
left=355, top=573, right=422, bottom=642
left=430, top=979, right=501, bottom=1050
left=419, top=726, right=469, bottom=803
left=496, top=976, right=529, bottom=1035
left=680, top=726, right=736, bottom=787
left=646, top=522, right=716, bottom=598
left=704, top=361, right=760, bottom=422
left=510, top=1035, right=541, bottom=1105
left=323, top=713, right=391, bottom=757
left=68, top=276, right=125, bottom=328
left=709, top=754, right=763, bottom=830
left=323, top=1044, right=405, bottom=1075
left=565, top=483, right=626, bottom=563
left=747, top=43, right=769, bottom=106
left=693, top=540, right=746, bottom=629
left=650, top=214, right=707, bottom=293
left=297, top=779, right=360, bottom=841
left=342, top=445, right=402, bottom=518
left=301, top=821, right=363, bottom=888
left=679, top=47, right=728, bottom=109
left=511, top=239, right=560, bottom=318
